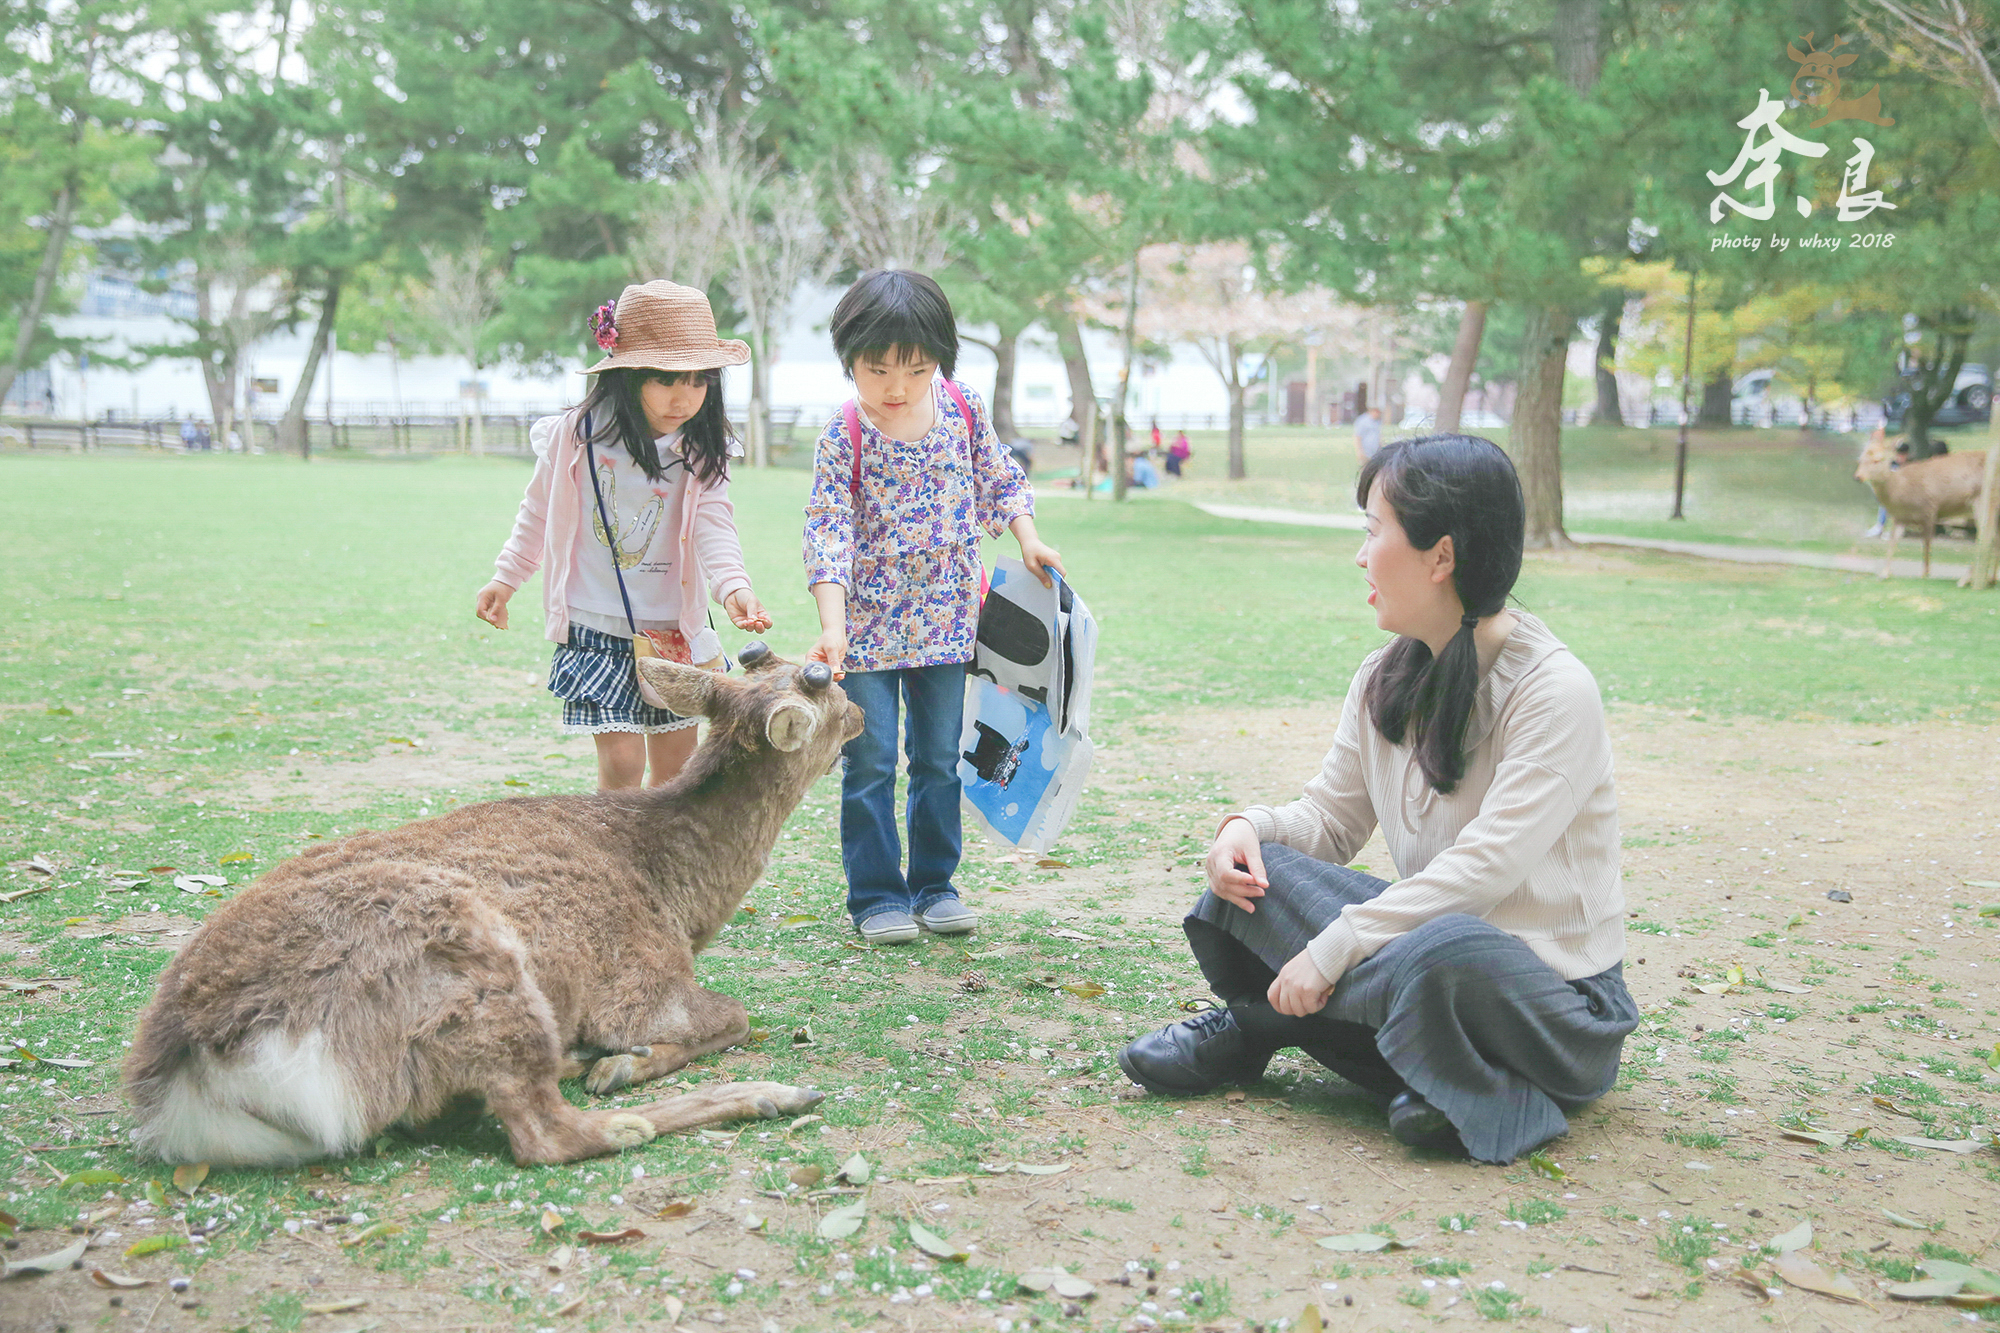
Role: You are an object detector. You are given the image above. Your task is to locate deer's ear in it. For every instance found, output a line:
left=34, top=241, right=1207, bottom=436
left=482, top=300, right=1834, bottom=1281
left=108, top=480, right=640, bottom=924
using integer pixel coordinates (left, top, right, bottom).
left=1833, top=52, right=1857, bottom=67
left=764, top=701, right=818, bottom=752
left=636, top=658, right=721, bottom=718
left=1787, top=43, right=1808, bottom=62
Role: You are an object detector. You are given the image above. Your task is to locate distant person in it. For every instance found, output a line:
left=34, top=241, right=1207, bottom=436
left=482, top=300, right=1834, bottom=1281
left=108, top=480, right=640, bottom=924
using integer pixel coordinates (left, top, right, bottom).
left=1008, top=436, right=1034, bottom=476
left=1355, top=406, right=1383, bottom=462
left=1167, top=430, right=1191, bottom=477
left=1150, top=419, right=1162, bottom=453
left=477, top=280, right=773, bottom=792
left=179, top=416, right=198, bottom=452
left=1129, top=452, right=1161, bottom=489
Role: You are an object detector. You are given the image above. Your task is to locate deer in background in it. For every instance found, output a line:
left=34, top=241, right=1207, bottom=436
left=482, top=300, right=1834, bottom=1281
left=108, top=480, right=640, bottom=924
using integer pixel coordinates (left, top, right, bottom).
left=124, top=645, right=861, bottom=1167
left=1788, top=33, right=1895, bottom=129
left=1854, top=428, right=1984, bottom=580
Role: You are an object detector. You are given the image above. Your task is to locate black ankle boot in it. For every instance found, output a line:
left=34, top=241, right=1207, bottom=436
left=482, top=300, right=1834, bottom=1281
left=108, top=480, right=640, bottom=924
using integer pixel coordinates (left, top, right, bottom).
left=1116, top=1008, right=1271, bottom=1096
left=1388, top=1090, right=1467, bottom=1155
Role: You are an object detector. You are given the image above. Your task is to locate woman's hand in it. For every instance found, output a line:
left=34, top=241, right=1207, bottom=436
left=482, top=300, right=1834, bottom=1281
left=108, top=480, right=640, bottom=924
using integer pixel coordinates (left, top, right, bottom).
left=475, top=581, right=513, bottom=630
left=724, top=589, right=772, bottom=634
left=1205, top=816, right=1268, bottom=913
left=807, top=627, right=849, bottom=681
left=1268, top=950, right=1334, bottom=1017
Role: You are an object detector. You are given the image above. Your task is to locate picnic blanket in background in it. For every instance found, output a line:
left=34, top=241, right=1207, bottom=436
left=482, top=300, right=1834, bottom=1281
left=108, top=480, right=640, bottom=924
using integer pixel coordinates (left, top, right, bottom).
left=957, top=560, right=1097, bottom=853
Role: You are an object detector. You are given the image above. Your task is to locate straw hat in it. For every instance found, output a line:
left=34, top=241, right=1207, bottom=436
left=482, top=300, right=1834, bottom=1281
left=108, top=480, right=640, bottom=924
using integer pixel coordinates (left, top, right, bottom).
left=583, top=280, right=751, bottom=374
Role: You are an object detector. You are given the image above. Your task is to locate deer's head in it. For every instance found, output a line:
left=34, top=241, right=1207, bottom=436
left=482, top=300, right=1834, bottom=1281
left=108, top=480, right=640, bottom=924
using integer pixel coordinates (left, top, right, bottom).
left=637, top=644, right=864, bottom=770
left=1854, top=427, right=1898, bottom=482
left=1788, top=32, right=1856, bottom=107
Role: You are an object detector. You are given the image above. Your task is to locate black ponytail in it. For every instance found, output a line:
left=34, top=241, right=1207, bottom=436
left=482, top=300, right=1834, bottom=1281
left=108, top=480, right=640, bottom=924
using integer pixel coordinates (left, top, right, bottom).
left=577, top=368, right=735, bottom=487
left=1357, top=434, right=1525, bottom=794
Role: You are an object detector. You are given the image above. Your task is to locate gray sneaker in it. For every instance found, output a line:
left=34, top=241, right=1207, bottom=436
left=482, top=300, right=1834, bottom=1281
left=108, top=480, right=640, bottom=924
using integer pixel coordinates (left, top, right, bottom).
left=914, top=897, right=979, bottom=935
left=857, top=910, right=920, bottom=945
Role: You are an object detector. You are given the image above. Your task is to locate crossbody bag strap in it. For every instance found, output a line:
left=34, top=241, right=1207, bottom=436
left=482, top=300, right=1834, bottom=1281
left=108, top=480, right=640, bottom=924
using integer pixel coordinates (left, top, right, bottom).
left=940, top=378, right=977, bottom=468
left=580, top=411, right=641, bottom=638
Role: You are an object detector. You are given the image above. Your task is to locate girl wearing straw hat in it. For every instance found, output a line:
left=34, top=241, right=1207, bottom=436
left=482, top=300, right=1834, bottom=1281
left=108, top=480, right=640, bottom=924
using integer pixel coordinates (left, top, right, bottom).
left=477, top=281, right=774, bottom=790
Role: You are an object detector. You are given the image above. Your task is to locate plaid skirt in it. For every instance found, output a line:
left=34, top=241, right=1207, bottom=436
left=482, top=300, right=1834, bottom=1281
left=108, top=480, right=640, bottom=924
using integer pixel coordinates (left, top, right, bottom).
left=548, top=624, right=696, bottom=735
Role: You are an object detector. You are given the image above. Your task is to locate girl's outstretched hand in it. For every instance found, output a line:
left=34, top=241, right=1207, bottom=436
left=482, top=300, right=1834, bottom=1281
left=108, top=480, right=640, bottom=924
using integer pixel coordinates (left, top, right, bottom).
left=1268, top=949, right=1334, bottom=1017
left=724, top=589, right=772, bottom=634
left=1205, top=816, right=1268, bottom=913
left=475, top=581, right=513, bottom=630
left=807, top=627, right=848, bottom=681
left=1019, top=538, right=1066, bottom=589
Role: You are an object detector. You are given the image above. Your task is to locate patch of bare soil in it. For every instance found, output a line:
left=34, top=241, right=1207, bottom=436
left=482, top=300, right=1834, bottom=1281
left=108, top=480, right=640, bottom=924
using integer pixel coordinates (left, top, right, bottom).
left=8, top=707, right=1996, bottom=1333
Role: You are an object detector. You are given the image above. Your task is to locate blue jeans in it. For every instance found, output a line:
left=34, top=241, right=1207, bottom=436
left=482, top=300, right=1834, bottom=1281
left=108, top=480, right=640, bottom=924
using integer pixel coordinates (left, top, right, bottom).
left=839, top=663, right=968, bottom=926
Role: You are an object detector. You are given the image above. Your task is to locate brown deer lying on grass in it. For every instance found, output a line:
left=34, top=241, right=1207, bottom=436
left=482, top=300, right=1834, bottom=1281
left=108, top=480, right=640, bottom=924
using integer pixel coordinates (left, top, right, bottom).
left=1854, top=428, right=1985, bottom=580
left=124, top=645, right=861, bottom=1167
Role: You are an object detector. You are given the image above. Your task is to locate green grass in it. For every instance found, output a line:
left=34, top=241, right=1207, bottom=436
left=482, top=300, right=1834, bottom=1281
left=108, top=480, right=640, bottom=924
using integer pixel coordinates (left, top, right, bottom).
left=4, top=449, right=2000, bottom=1326
left=1166, top=419, right=1993, bottom=555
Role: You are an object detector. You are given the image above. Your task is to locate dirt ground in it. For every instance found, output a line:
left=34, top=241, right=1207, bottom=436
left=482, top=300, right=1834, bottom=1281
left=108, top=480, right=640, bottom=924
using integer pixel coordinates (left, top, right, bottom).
left=6, top=704, right=1998, bottom=1333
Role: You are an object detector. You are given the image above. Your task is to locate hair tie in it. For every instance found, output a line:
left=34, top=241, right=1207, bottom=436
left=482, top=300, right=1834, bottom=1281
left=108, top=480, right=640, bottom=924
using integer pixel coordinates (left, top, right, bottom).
left=1460, top=613, right=1480, bottom=630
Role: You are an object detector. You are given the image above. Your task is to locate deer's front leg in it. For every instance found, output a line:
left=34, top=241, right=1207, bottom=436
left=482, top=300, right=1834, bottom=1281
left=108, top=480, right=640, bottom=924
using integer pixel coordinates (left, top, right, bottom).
left=584, top=987, right=750, bottom=1095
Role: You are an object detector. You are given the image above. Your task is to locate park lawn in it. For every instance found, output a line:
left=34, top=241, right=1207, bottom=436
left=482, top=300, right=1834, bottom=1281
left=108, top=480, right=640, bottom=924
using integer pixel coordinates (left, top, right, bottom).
left=1161, top=420, right=1997, bottom=558
left=1, top=451, right=1998, bottom=1330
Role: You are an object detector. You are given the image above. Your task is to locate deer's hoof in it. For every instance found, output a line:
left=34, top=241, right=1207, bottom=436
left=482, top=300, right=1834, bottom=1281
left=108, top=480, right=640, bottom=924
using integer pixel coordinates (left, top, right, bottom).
left=602, top=1113, right=656, bottom=1150
left=586, top=1053, right=639, bottom=1096
left=756, top=1083, right=827, bottom=1116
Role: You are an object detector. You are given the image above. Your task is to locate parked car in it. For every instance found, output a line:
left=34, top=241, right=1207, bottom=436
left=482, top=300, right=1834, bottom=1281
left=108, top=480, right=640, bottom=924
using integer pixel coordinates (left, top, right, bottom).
left=1884, top=363, right=1991, bottom=429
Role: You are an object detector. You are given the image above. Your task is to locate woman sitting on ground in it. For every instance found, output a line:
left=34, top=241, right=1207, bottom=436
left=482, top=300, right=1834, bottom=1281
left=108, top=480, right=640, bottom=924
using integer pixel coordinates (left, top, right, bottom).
left=1116, top=434, right=1636, bottom=1164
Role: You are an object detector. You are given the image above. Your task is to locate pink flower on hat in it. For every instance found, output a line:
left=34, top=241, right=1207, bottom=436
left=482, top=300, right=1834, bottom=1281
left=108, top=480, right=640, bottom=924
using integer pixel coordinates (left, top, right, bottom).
left=589, top=298, right=619, bottom=352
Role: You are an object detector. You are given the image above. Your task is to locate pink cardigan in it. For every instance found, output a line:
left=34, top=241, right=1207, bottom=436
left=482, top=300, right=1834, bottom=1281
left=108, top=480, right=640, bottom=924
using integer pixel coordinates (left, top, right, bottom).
left=491, top=411, right=752, bottom=649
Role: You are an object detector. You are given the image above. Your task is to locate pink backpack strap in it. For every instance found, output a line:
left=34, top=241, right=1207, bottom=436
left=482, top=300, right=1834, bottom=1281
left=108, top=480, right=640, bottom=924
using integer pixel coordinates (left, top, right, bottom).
left=843, top=399, right=864, bottom=501
left=941, top=379, right=976, bottom=465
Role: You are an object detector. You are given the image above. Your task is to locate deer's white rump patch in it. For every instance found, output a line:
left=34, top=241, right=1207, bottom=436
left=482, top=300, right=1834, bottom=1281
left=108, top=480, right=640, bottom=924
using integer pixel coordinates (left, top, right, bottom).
left=133, top=1028, right=369, bottom=1166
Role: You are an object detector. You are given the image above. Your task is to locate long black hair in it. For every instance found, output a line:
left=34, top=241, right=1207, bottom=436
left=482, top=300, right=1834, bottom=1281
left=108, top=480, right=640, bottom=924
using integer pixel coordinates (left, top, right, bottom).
left=577, top=367, right=734, bottom=486
left=1357, top=434, right=1525, bottom=794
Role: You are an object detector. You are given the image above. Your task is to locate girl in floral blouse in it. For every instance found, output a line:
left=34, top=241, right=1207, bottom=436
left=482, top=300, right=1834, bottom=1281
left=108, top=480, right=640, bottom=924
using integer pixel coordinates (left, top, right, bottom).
left=804, top=270, right=1064, bottom=945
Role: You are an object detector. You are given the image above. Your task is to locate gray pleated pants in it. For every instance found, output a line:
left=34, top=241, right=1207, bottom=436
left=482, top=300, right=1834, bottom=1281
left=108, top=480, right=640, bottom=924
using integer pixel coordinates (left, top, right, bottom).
left=1184, top=843, right=1638, bottom=1164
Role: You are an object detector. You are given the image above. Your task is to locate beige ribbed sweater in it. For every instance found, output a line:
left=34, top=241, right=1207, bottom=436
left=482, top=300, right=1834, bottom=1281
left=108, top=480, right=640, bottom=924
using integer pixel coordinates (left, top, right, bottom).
left=1239, top=612, right=1625, bottom=988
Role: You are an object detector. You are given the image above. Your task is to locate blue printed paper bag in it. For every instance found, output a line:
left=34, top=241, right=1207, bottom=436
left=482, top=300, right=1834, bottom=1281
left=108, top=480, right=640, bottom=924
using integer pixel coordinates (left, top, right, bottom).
left=958, top=561, right=1097, bottom=853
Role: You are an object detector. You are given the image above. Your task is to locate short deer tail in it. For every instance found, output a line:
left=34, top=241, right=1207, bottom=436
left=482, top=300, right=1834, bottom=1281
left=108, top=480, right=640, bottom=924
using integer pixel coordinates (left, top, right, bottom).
left=123, top=980, right=371, bottom=1166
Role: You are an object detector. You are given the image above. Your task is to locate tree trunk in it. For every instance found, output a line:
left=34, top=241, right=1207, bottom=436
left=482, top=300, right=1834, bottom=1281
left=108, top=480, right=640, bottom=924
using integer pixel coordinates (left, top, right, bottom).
left=1514, top=306, right=1572, bottom=550
left=750, top=347, right=771, bottom=467
left=1695, top=368, right=1733, bottom=427
left=1111, top=257, right=1139, bottom=502
left=1227, top=337, right=1247, bottom=480
left=1969, top=414, right=2000, bottom=590
left=470, top=360, right=487, bottom=457
left=1435, top=300, right=1487, bottom=434
left=1593, top=290, right=1624, bottom=425
left=278, top=280, right=341, bottom=460
left=990, top=329, right=1018, bottom=442
left=0, top=178, right=78, bottom=406
left=1051, top=307, right=1094, bottom=441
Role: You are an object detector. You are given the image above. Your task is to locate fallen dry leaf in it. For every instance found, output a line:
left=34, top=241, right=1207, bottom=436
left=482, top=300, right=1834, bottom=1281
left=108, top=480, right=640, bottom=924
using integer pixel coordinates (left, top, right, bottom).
left=87, top=1270, right=151, bottom=1289
left=545, top=1245, right=574, bottom=1273
left=654, top=1200, right=696, bottom=1220
left=172, top=1162, right=208, bottom=1195
left=1775, top=1249, right=1869, bottom=1305
left=540, top=1206, right=565, bottom=1235
left=303, top=1299, right=368, bottom=1314
left=816, top=1197, right=867, bottom=1241
left=578, top=1228, right=645, bottom=1244
left=4, top=1236, right=87, bottom=1276
left=907, top=1221, right=967, bottom=1263
left=788, top=1165, right=824, bottom=1188
left=1318, top=1233, right=1406, bottom=1252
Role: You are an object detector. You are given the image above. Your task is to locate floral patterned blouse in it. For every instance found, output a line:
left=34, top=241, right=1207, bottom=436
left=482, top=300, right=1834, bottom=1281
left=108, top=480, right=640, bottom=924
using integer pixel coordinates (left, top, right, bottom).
left=803, top=380, right=1034, bottom=671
